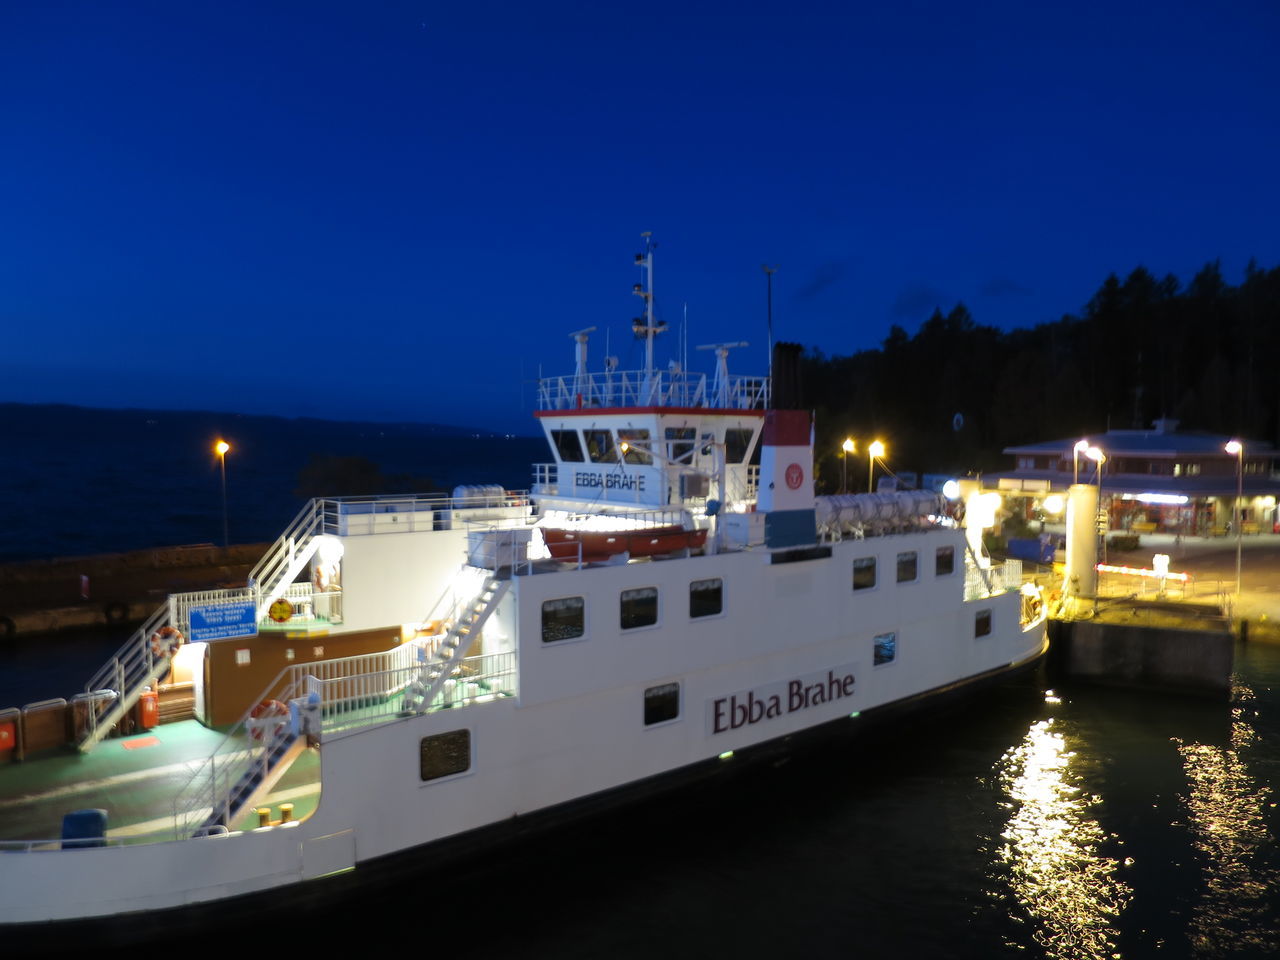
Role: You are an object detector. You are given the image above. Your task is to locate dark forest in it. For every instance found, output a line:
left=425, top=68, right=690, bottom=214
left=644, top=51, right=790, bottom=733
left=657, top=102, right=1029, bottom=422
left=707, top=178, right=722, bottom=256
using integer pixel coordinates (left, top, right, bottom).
left=802, top=260, right=1280, bottom=491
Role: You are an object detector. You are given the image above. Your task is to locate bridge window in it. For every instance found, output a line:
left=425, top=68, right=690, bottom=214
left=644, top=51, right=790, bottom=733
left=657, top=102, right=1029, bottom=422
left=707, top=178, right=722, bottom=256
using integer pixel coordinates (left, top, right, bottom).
left=975, top=609, right=992, bottom=637
left=666, top=426, right=696, bottom=464
left=618, top=428, right=653, bottom=464
left=584, top=429, right=617, bottom=463
left=542, top=596, right=585, bottom=643
left=874, top=632, right=897, bottom=666
left=550, top=429, right=585, bottom=463
left=689, top=578, right=723, bottom=618
left=936, top=546, right=955, bottom=576
left=896, top=551, right=918, bottom=583
left=420, top=729, right=471, bottom=782
left=853, top=556, right=877, bottom=591
left=621, top=586, right=659, bottom=630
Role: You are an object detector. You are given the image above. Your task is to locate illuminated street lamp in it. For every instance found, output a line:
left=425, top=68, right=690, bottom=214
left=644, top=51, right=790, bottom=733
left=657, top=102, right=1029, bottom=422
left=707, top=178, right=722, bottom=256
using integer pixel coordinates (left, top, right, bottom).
left=868, top=439, right=885, bottom=493
left=1226, top=439, right=1243, bottom=597
left=1085, top=445, right=1106, bottom=539
left=841, top=437, right=855, bottom=494
left=1073, top=438, right=1090, bottom=485
left=214, top=439, right=231, bottom=548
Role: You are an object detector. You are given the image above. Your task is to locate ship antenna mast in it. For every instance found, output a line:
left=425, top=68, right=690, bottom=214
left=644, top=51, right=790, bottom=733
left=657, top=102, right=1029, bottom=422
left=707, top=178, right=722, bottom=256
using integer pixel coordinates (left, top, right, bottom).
left=632, top=232, right=667, bottom=403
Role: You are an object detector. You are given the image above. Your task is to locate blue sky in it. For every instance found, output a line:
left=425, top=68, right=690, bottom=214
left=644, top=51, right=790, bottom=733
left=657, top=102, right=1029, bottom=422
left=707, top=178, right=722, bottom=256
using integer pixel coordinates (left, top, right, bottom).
left=3, top=1, right=1278, bottom=432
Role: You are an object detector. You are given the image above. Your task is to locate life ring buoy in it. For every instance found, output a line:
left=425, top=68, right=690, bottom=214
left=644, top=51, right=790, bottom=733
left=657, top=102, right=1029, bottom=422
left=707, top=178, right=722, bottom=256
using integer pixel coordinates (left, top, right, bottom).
left=150, top=625, right=184, bottom=659
left=248, top=699, right=289, bottom=741
left=268, top=598, right=294, bottom=623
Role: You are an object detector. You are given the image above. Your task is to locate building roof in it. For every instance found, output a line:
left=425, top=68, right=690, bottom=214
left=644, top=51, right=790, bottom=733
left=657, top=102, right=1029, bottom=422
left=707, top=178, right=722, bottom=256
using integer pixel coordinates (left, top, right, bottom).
left=1004, top=424, right=1279, bottom=459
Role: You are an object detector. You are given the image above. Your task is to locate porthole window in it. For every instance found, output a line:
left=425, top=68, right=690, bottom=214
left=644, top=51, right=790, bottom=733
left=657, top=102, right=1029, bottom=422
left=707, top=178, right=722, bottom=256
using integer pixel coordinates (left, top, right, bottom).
left=936, top=546, right=955, bottom=577
left=542, top=596, right=585, bottom=643
left=420, top=729, right=471, bottom=781
left=621, top=587, right=658, bottom=630
left=689, top=578, right=723, bottom=618
left=896, top=551, right=918, bottom=583
left=975, top=609, right=992, bottom=637
left=874, top=632, right=897, bottom=666
left=853, top=556, right=877, bottom=591
left=644, top=682, right=680, bottom=725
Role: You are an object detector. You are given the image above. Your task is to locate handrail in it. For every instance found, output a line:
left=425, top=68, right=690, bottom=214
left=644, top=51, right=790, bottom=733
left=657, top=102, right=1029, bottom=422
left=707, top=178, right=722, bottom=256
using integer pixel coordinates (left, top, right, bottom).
left=537, top=368, right=770, bottom=411
left=76, top=602, right=176, bottom=750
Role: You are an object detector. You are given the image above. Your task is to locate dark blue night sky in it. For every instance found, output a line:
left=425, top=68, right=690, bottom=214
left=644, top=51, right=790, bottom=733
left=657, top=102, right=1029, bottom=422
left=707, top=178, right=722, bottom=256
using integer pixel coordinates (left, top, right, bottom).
left=4, top=1, right=1278, bottom=432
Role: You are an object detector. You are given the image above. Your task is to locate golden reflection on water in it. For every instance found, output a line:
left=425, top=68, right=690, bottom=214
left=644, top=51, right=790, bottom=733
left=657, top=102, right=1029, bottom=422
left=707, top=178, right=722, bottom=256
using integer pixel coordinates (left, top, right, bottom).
left=994, top=717, right=1130, bottom=959
left=1177, top=682, right=1277, bottom=956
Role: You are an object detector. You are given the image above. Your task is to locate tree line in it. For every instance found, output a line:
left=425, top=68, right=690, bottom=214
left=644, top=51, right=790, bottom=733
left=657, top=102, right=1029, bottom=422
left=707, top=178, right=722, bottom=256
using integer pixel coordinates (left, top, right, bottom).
left=798, top=260, right=1280, bottom=492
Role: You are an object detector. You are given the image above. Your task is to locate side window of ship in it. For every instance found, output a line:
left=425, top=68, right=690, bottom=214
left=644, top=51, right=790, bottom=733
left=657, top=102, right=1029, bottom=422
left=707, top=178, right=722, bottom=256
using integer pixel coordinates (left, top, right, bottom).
left=975, top=609, right=992, bottom=637
left=725, top=428, right=754, bottom=464
left=420, top=729, right=471, bottom=782
left=542, top=596, right=585, bottom=643
left=689, top=577, right=723, bottom=618
left=873, top=632, right=897, bottom=666
left=621, top=586, right=659, bottom=630
left=853, top=556, right=877, bottom=591
left=617, top=428, right=653, bottom=464
left=550, top=429, right=585, bottom=463
left=936, top=545, right=955, bottom=577
left=896, top=551, right=918, bottom=583
left=644, top=682, right=680, bottom=725
left=584, top=429, right=617, bottom=463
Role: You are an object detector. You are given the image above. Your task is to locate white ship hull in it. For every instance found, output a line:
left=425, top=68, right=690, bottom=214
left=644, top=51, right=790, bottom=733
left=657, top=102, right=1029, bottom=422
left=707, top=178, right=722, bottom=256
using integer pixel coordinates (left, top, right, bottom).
left=1, top=527, right=1045, bottom=926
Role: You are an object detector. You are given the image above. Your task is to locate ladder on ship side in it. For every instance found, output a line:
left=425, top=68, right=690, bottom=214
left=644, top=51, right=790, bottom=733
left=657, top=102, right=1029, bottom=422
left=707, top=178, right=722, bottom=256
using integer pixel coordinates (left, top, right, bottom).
left=73, top=501, right=331, bottom=753
left=406, top=576, right=510, bottom=714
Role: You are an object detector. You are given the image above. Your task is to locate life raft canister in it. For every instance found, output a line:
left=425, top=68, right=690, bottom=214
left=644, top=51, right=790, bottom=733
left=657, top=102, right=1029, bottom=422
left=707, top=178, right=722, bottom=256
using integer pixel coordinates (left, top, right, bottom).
left=149, top=625, right=184, bottom=659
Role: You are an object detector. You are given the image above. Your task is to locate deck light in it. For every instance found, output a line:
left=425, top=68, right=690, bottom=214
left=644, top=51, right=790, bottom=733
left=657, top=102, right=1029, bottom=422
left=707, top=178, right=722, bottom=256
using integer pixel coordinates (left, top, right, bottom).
left=214, top=439, right=231, bottom=547
left=841, top=437, right=855, bottom=493
left=1072, top=439, right=1090, bottom=485
left=1226, top=440, right=1243, bottom=596
left=868, top=440, right=885, bottom=493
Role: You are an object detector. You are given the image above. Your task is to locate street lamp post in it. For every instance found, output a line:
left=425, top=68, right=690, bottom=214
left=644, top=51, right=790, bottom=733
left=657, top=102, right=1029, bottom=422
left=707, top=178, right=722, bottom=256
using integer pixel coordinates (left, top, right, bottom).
left=215, top=439, right=231, bottom=548
left=1226, top=439, right=1243, bottom=597
left=1073, top=439, right=1090, bottom=485
left=868, top=440, right=885, bottom=493
left=841, top=438, right=855, bottom=494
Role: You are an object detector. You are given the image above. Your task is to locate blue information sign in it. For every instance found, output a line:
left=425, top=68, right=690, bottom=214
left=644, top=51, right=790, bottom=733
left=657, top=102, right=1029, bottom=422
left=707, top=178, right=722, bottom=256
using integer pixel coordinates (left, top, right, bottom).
left=189, top=601, right=259, bottom=642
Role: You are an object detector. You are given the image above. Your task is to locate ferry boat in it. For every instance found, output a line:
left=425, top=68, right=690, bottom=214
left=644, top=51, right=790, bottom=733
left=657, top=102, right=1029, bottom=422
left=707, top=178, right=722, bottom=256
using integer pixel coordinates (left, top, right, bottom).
left=0, top=240, right=1048, bottom=929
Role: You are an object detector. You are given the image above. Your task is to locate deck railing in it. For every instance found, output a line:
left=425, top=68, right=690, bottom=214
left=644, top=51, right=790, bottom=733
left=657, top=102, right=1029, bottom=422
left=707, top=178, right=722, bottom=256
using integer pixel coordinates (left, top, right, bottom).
left=538, top=369, right=770, bottom=411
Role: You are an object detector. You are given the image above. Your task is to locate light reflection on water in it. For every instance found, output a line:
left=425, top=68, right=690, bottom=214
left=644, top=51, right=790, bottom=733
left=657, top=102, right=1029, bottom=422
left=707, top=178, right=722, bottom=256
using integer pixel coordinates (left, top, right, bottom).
left=993, top=716, right=1131, bottom=959
left=1177, top=681, right=1279, bottom=958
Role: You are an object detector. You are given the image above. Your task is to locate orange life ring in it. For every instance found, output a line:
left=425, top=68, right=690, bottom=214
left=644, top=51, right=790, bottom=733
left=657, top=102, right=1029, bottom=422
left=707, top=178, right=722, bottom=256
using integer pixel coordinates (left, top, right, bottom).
left=149, top=625, right=184, bottom=659
left=249, top=699, right=289, bottom=741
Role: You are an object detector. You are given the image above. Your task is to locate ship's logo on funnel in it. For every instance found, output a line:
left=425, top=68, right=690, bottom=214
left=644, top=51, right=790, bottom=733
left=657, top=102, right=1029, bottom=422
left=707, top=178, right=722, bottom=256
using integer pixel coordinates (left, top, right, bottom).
left=785, top=463, right=804, bottom=490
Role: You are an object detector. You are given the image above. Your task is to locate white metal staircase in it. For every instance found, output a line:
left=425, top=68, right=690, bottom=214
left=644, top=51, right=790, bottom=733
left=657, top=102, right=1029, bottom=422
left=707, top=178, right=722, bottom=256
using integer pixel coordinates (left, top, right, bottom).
left=248, top=499, right=331, bottom=619
left=74, top=605, right=182, bottom=752
left=173, top=671, right=316, bottom=838
left=406, top=575, right=510, bottom=714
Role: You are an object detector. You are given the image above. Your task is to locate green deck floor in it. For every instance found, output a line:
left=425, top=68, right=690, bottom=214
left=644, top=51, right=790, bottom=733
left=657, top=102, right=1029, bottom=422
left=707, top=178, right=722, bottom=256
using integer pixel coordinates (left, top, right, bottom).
left=0, top=720, right=321, bottom=844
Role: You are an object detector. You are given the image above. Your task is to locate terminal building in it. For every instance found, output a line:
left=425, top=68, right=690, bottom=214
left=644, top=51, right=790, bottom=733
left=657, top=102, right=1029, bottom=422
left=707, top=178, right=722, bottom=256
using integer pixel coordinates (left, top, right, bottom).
left=993, top=419, right=1280, bottom=536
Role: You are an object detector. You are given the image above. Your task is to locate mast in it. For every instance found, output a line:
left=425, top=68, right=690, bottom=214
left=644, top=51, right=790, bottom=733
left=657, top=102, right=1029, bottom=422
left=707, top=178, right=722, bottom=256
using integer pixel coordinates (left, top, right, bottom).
left=632, top=232, right=666, bottom=403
